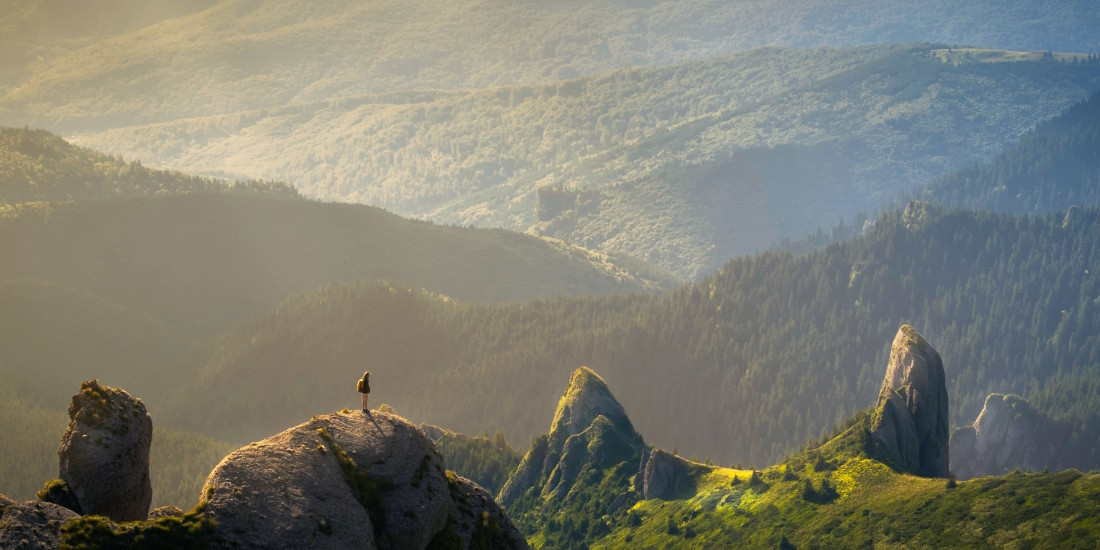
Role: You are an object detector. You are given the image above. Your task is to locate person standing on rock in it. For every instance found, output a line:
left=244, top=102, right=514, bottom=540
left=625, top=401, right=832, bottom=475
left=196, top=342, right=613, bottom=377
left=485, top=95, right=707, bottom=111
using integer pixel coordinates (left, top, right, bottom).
left=357, top=371, right=371, bottom=412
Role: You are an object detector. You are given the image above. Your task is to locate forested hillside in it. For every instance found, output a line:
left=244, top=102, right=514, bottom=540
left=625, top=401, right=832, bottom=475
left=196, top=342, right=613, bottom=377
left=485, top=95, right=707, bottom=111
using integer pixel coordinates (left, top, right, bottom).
left=4, top=0, right=1099, bottom=132
left=0, top=127, right=297, bottom=205
left=0, top=0, right=217, bottom=94
left=75, top=47, right=1100, bottom=277
left=921, top=90, right=1100, bottom=212
left=167, top=204, right=1100, bottom=469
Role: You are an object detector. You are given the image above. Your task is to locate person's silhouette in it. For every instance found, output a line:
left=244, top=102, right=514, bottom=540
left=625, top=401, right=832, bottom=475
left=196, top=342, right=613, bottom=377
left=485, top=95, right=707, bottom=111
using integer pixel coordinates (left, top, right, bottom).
left=357, top=371, right=371, bottom=412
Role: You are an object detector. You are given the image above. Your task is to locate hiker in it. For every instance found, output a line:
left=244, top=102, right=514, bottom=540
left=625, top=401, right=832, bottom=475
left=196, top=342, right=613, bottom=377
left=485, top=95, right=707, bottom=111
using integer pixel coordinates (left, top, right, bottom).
left=357, top=371, right=371, bottom=412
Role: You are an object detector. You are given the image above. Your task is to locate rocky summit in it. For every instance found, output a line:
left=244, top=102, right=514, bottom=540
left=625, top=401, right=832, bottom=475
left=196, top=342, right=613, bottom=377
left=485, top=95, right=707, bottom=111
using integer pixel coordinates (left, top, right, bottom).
left=870, top=325, right=950, bottom=477
left=58, top=379, right=153, bottom=521
left=202, top=409, right=527, bottom=550
left=0, top=501, right=78, bottom=549
left=634, top=448, right=712, bottom=500
left=951, top=393, right=1064, bottom=479
left=499, top=367, right=644, bottom=507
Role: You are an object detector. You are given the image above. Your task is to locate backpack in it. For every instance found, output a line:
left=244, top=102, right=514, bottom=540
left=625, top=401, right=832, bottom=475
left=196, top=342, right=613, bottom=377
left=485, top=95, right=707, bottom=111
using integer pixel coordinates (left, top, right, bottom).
left=357, top=378, right=365, bottom=393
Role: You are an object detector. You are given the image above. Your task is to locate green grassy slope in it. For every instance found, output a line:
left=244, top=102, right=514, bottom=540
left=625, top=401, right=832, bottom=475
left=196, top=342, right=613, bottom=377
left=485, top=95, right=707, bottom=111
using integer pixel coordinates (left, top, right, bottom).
left=4, top=0, right=1099, bottom=131
left=593, top=421, right=1100, bottom=549
left=74, top=47, right=1100, bottom=277
left=168, top=206, right=1100, bottom=466
left=0, top=126, right=297, bottom=205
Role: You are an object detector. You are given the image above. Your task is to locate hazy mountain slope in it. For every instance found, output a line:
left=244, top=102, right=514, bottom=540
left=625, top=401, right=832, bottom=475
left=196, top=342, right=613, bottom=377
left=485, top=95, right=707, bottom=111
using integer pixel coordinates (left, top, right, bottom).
left=0, top=194, right=669, bottom=340
left=0, top=0, right=218, bottom=94
left=0, top=127, right=297, bottom=205
left=0, top=279, right=198, bottom=400
left=920, top=89, right=1100, bottom=212
left=172, top=205, right=1100, bottom=468
left=4, top=0, right=1099, bottom=131
left=76, top=47, right=1100, bottom=277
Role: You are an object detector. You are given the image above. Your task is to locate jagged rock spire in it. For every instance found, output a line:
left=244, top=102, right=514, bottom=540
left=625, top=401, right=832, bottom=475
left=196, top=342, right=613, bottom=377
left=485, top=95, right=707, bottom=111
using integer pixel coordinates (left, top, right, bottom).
left=870, top=325, right=950, bottom=477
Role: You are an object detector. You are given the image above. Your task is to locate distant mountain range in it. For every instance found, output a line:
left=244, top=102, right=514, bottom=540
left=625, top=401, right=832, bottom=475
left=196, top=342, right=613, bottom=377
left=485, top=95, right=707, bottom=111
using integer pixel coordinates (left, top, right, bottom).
left=69, top=46, right=1100, bottom=277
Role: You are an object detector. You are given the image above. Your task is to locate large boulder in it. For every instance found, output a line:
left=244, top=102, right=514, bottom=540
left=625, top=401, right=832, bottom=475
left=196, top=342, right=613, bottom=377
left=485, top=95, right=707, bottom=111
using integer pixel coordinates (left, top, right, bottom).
left=499, top=367, right=644, bottom=507
left=870, top=325, right=950, bottom=477
left=950, top=393, right=1062, bottom=479
left=201, top=410, right=452, bottom=550
left=446, top=474, right=528, bottom=550
left=58, top=379, right=153, bottom=521
left=634, top=448, right=711, bottom=500
left=0, top=501, right=78, bottom=549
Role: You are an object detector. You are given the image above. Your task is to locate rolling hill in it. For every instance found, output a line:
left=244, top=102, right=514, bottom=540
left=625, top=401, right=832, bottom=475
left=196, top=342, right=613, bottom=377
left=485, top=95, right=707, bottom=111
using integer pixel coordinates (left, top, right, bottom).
left=73, top=46, right=1100, bottom=277
left=164, top=204, right=1100, bottom=470
left=3, top=0, right=1099, bottom=132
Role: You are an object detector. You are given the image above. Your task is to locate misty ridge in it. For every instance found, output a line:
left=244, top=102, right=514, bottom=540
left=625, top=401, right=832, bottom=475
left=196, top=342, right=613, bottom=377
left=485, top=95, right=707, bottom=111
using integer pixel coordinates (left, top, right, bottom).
left=2, top=1, right=1100, bottom=548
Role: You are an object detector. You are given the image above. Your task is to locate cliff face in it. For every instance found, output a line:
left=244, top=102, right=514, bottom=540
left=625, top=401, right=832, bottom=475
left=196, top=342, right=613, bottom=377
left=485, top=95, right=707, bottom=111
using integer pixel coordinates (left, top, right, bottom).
left=499, top=367, right=645, bottom=508
left=870, top=325, right=950, bottom=477
left=951, top=393, right=1071, bottom=479
left=202, top=409, right=527, bottom=550
left=58, top=379, right=153, bottom=521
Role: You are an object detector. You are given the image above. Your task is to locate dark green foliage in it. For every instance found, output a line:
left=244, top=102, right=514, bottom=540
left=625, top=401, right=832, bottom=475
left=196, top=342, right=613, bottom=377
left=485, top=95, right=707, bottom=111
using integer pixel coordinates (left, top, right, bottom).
left=36, top=479, right=80, bottom=514
left=922, top=90, right=1100, bottom=214
left=801, top=478, right=839, bottom=504
left=58, top=503, right=214, bottom=549
left=434, top=432, right=520, bottom=495
left=471, top=511, right=504, bottom=550
left=425, top=514, right=463, bottom=550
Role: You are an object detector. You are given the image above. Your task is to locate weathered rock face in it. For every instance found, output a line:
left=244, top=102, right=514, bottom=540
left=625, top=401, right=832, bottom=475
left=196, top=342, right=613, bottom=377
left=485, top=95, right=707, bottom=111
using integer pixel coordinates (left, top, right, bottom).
left=0, top=491, right=15, bottom=510
left=634, top=448, right=711, bottom=500
left=870, top=325, right=950, bottom=477
left=58, top=379, right=153, bottom=521
left=202, top=410, right=485, bottom=550
left=0, top=501, right=78, bottom=550
left=148, top=505, right=185, bottom=519
left=950, top=393, right=1063, bottom=479
left=499, top=367, right=644, bottom=507
left=447, top=475, right=528, bottom=550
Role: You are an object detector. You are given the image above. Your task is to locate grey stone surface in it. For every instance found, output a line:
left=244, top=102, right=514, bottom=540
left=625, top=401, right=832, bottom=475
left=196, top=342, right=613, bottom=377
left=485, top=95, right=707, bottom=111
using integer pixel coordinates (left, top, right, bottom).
left=0, top=501, right=78, bottom=550
left=950, top=393, right=1062, bottom=479
left=202, top=410, right=451, bottom=550
left=634, top=448, right=710, bottom=500
left=447, top=475, right=528, bottom=550
left=870, top=325, right=950, bottom=477
left=58, top=379, right=153, bottom=521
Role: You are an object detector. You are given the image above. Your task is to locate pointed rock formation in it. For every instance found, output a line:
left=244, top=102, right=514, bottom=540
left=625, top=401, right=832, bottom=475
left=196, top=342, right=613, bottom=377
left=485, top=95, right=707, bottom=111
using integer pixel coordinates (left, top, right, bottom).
left=950, top=393, right=1077, bottom=480
left=634, top=448, right=710, bottom=500
left=0, top=501, right=78, bottom=549
left=202, top=409, right=526, bottom=550
left=499, top=367, right=644, bottom=507
left=58, top=379, right=153, bottom=521
left=870, top=325, right=950, bottom=477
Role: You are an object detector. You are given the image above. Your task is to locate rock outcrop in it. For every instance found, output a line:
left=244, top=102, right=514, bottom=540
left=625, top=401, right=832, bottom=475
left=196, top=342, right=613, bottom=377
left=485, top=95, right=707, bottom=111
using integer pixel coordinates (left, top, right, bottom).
left=499, top=367, right=644, bottom=508
left=0, top=491, right=14, bottom=509
left=0, top=501, right=78, bottom=549
left=870, top=325, right=950, bottom=477
left=950, top=393, right=1070, bottom=480
left=202, top=409, right=526, bottom=550
left=58, top=379, right=153, bottom=521
left=634, top=448, right=711, bottom=500
left=447, top=474, right=528, bottom=550
left=148, top=505, right=185, bottom=519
